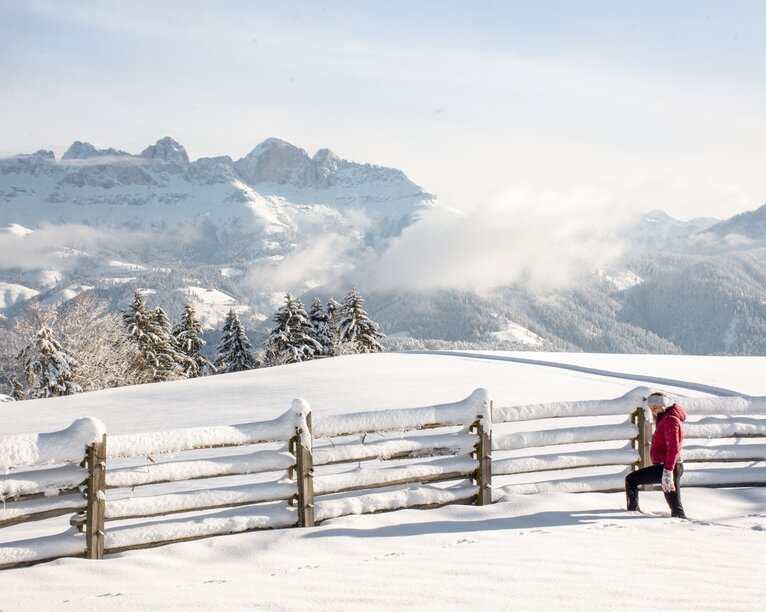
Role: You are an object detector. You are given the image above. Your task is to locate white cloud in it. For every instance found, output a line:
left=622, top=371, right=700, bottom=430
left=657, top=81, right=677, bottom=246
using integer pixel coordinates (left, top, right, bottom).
left=0, top=224, right=151, bottom=270
left=357, top=187, right=628, bottom=293
left=244, top=233, right=359, bottom=294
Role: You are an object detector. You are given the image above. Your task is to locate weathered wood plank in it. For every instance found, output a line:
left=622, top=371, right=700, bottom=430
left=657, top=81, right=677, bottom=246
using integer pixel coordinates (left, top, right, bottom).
left=0, top=552, right=86, bottom=571
left=105, top=450, right=295, bottom=489
left=85, top=435, right=107, bottom=560
left=295, top=412, right=315, bottom=528
left=103, top=524, right=290, bottom=556
left=317, top=470, right=472, bottom=497
left=473, top=407, right=492, bottom=506
left=0, top=505, right=86, bottom=528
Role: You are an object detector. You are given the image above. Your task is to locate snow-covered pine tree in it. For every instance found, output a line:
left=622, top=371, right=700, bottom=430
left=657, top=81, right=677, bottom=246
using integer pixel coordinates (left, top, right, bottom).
left=215, top=309, right=258, bottom=373
left=326, top=297, right=342, bottom=355
left=173, top=304, right=215, bottom=377
left=123, top=291, right=189, bottom=382
left=337, top=288, right=385, bottom=354
left=264, top=293, right=323, bottom=365
left=308, top=298, right=334, bottom=357
left=18, top=326, right=81, bottom=398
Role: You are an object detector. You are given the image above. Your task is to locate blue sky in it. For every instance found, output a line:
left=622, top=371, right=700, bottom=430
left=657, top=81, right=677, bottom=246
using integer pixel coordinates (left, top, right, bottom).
left=1, top=0, right=764, bottom=219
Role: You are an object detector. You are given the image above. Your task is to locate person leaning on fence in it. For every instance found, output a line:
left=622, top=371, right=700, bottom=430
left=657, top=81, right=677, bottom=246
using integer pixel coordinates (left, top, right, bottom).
left=625, top=391, right=687, bottom=519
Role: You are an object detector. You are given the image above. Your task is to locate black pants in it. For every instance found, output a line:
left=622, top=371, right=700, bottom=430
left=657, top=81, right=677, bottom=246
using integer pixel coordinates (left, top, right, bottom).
left=625, top=463, right=686, bottom=518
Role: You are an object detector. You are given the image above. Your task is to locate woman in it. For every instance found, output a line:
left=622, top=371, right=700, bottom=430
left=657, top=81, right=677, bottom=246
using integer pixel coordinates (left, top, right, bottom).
left=625, top=391, right=687, bottom=518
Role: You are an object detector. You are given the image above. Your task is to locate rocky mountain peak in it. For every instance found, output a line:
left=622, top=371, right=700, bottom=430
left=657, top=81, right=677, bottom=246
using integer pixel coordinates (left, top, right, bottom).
left=62, top=141, right=131, bottom=160
left=140, top=137, right=190, bottom=165
left=313, top=148, right=339, bottom=168
left=234, top=137, right=313, bottom=185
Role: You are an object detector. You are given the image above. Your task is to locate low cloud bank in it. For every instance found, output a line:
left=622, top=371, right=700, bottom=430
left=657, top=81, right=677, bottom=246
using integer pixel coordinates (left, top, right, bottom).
left=355, top=188, right=630, bottom=293
left=0, top=224, right=151, bottom=271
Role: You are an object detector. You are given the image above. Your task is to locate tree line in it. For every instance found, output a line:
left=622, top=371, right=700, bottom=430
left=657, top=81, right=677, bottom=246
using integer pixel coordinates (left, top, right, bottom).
left=0, top=288, right=384, bottom=401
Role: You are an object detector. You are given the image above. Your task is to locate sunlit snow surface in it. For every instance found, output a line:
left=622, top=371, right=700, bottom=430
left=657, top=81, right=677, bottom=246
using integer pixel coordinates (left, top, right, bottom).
left=0, top=351, right=765, bottom=610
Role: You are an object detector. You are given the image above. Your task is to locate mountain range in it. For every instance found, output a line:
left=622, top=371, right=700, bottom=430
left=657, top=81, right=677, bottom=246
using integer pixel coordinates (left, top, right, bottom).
left=1, top=137, right=765, bottom=355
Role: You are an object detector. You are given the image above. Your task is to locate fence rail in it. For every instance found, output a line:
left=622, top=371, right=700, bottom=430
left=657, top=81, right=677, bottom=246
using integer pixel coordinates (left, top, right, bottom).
left=1, top=385, right=764, bottom=570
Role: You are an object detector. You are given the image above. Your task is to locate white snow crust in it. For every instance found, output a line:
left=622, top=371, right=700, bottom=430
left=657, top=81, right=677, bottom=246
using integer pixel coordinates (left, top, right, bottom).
left=493, top=446, right=638, bottom=476
left=684, top=418, right=766, bottom=439
left=313, top=432, right=476, bottom=465
left=314, top=483, right=478, bottom=522
left=494, top=468, right=632, bottom=497
left=313, top=388, right=490, bottom=437
left=683, top=443, right=766, bottom=462
left=0, top=464, right=87, bottom=500
left=0, top=417, right=105, bottom=471
left=106, top=450, right=294, bottom=489
left=313, top=457, right=477, bottom=496
left=493, top=422, right=637, bottom=451
left=107, top=409, right=299, bottom=458
left=105, top=481, right=296, bottom=520
left=104, top=503, right=298, bottom=552
left=0, top=495, right=85, bottom=523
left=0, top=529, right=86, bottom=566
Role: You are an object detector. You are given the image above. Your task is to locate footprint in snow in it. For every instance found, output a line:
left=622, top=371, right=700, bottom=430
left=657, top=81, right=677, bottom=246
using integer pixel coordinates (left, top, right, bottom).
left=363, top=552, right=406, bottom=562
left=445, top=538, right=478, bottom=547
left=270, top=564, right=319, bottom=577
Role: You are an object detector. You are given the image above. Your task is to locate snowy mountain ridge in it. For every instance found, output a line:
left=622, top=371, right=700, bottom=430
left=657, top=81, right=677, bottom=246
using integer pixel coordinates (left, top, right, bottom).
left=2, top=138, right=766, bottom=354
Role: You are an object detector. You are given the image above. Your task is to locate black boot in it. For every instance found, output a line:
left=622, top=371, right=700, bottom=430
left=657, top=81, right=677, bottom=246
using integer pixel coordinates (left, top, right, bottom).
left=664, top=491, right=686, bottom=519
left=625, top=476, right=640, bottom=512
left=664, top=464, right=686, bottom=518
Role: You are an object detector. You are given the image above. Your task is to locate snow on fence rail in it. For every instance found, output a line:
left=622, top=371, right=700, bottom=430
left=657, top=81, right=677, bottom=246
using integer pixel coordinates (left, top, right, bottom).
left=1, top=385, right=765, bottom=569
left=0, top=390, right=492, bottom=569
left=491, top=386, right=766, bottom=497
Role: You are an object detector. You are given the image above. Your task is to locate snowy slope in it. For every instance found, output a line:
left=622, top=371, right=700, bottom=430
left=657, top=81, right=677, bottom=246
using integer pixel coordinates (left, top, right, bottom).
left=0, top=351, right=764, bottom=610
left=0, top=281, right=39, bottom=309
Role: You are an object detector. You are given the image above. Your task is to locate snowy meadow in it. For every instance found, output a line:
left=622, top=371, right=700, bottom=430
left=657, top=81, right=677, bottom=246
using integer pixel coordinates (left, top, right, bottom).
left=1, top=351, right=765, bottom=610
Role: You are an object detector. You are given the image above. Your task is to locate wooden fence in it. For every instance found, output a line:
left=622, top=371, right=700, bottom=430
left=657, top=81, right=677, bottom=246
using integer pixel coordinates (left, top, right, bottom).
left=1, top=386, right=764, bottom=569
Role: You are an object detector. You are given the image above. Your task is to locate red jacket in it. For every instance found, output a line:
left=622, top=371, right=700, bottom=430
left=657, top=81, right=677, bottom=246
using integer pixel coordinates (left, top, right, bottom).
left=650, top=404, right=686, bottom=470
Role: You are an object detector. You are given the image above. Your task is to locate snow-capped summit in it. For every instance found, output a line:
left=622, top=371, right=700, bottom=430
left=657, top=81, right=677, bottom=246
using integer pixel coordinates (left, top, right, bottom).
left=62, top=141, right=131, bottom=160
left=234, top=138, right=314, bottom=186
left=0, top=136, right=437, bottom=277
left=140, top=137, right=190, bottom=166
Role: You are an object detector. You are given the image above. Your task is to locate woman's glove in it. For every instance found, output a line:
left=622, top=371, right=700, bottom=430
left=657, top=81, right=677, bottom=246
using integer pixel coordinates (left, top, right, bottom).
left=661, top=469, right=675, bottom=493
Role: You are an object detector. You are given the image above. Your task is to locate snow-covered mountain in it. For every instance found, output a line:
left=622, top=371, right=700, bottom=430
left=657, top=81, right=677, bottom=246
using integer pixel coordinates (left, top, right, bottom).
left=2, top=138, right=766, bottom=355
left=0, top=137, right=439, bottom=328
left=0, top=137, right=435, bottom=248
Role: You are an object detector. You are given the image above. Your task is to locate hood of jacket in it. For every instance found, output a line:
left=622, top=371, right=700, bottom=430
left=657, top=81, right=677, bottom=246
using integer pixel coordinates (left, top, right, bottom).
left=659, top=404, right=686, bottom=423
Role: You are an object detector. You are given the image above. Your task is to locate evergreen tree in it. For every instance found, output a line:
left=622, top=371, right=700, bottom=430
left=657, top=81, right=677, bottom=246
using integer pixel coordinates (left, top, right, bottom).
left=264, top=293, right=323, bottom=365
left=18, top=326, right=81, bottom=398
left=215, top=309, right=258, bottom=373
left=337, top=288, right=385, bottom=354
left=123, top=291, right=189, bottom=381
left=308, top=298, right=334, bottom=357
left=326, top=297, right=342, bottom=355
left=173, top=304, right=215, bottom=377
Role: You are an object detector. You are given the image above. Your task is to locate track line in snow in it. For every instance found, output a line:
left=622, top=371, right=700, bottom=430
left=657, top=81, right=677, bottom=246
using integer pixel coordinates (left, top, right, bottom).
left=411, top=351, right=747, bottom=397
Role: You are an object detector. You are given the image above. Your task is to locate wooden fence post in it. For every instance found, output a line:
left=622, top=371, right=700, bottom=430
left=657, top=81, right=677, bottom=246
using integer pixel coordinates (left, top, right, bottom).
left=85, top=434, right=107, bottom=560
left=633, top=407, right=652, bottom=470
left=473, top=400, right=493, bottom=506
left=294, top=412, right=315, bottom=528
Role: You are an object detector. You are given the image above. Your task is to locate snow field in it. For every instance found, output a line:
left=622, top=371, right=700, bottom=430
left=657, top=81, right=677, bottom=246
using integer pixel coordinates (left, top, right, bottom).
left=0, top=352, right=765, bottom=609
left=1, top=489, right=764, bottom=611
left=3, top=377, right=766, bottom=563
